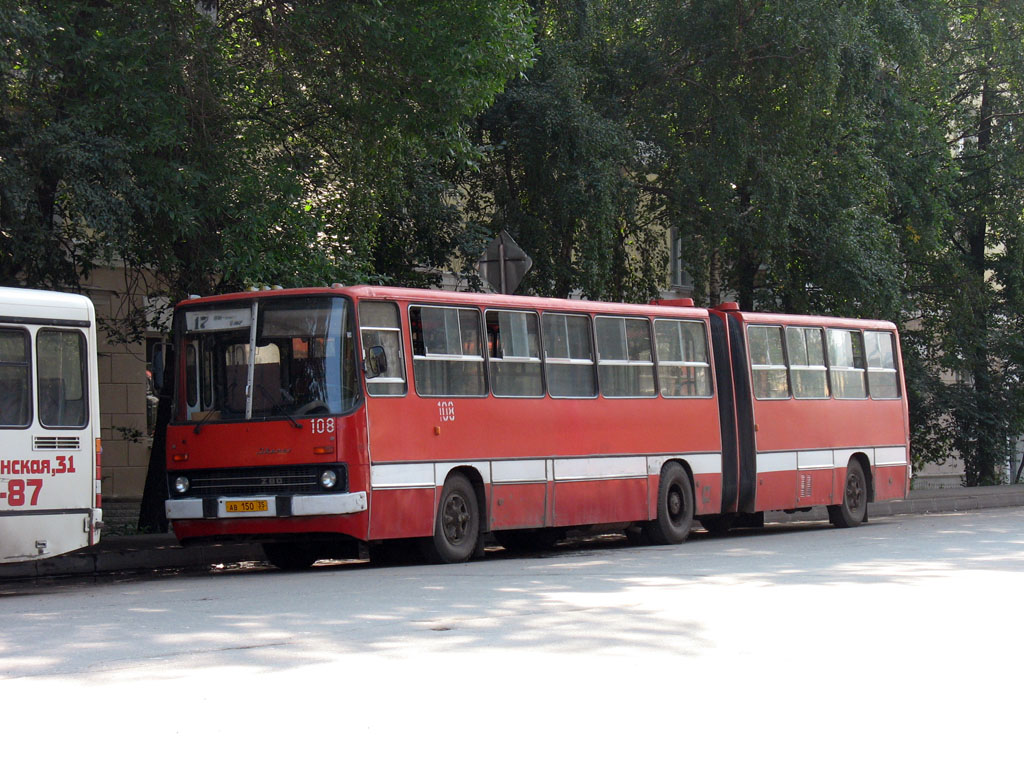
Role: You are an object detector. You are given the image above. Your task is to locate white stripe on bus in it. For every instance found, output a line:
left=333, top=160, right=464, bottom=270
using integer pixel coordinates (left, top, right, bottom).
left=370, top=452, right=723, bottom=490
left=757, top=446, right=909, bottom=475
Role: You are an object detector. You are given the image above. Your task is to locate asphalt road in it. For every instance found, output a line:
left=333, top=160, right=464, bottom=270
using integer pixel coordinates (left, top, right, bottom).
left=2, top=508, right=1023, bottom=766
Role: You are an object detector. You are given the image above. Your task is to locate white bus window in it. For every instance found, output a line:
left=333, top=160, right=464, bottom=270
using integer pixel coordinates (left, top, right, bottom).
left=827, top=328, right=867, bottom=399
left=486, top=310, right=542, bottom=397
left=786, top=327, right=829, bottom=399
left=36, top=329, right=88, bottom=428
left=542, top=313, right=596, bottom=398
left=360, top=301, right=407, bottom=397
left=654, top=319, right=712, bottom=397
left=0, top=329, right=30, bottom=427
left=749, top=325, right=789, bottom=399
left=410, top=306, right=486, bottom=397
left=865, top=331, right=900, bottom=399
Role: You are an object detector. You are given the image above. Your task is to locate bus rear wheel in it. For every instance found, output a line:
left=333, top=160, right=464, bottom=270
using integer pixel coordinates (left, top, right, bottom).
left=422, top=474, right=480, bottom=564
left=646, top=463, right=694, bottom=545
left=829, top=461, right=868, bottom=528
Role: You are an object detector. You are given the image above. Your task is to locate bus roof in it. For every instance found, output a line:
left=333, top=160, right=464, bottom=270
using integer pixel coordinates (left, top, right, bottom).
left=175, top=285, right=899, bottom=330
left=0, top=286, right=94, bottom=323
left=174, top=284, right=712, bottom=319
left=720, top=307, right=898, bottom=332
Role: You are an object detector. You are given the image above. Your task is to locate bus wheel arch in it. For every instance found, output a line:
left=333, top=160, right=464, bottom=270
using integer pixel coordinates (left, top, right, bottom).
left=829, top=455, right=871, bottom=528
left=421, top=469, right=483, bottom=564
left=645, top=460, right=695, bottom=545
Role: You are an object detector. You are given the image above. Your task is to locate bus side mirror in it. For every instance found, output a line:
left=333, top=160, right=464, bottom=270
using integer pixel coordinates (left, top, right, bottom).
left=150, top=342, right=173, bottom=393
left=364, top=345, right=387, bottom=379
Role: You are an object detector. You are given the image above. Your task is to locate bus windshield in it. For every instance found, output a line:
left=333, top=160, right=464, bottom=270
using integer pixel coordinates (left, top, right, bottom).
left=177, top=295, right=359, bottom=422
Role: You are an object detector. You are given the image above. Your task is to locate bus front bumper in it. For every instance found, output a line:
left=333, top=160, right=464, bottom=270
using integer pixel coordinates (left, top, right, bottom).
left=165, top=492, right=368, bottom=520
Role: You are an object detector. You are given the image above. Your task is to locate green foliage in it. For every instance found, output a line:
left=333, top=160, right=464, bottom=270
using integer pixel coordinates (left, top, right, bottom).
left=466, top=0, right=663, bottom=301
left=907, top=0, right=1024, bottom=483
left=1, top=0, right=536, bottom=300
left=6, top=0, right=1024, bottom=485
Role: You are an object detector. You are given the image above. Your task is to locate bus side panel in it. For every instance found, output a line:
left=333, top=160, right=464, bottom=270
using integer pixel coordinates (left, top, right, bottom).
left=753, top=455, right=799, bottom=511
left=0, top=513, right=92, bottom=562
left=797, top=467, right=836, bottom=507
left=490, top=482, right=547, bottom=530
left=872, top=465, right=906, bottom=502
left=552, top=478, right=648, bottom=527
left=367, top=488, right=435, bottom=539
left=692, top=471, right=723, bottom=515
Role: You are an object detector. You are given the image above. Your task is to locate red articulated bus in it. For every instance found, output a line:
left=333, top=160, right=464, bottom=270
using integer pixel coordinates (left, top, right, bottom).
left=162, top=285, right=909, bottom=569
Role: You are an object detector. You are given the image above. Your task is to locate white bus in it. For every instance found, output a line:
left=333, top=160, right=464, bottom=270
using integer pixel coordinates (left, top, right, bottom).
left=1, top=287, right=102, bottom=563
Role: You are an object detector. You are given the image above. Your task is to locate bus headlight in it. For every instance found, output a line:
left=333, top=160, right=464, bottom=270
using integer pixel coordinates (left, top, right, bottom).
left=319, top=469, right=338, bottom=490
left=173, top=476, right=190, bottom=494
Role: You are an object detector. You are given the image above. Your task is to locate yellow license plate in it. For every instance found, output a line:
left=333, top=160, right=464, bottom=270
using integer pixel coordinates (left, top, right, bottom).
left=225, top=499, right=269, bottom=513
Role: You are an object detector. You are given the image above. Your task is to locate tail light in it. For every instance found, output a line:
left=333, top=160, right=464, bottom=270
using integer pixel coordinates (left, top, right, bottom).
left=95, top=437, right=102, bottom=509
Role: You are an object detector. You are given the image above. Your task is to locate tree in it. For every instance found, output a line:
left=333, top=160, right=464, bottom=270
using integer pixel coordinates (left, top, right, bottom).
left=3, top=0, right=537, bottom=529
left=466, top=0, right=663, bottom=302
left=910, top=1, right=1024, bottom=484
left=2, top=1, right=536, bottom=299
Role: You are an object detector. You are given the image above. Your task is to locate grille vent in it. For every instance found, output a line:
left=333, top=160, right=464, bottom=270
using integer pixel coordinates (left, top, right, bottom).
left=34, top=436, right=81, bottom=451
left=174, top=464, right=348, bottom=498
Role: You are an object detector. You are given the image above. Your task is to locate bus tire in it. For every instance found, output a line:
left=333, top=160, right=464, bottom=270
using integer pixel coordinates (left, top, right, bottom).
left=262, top=542, right=318, bottom=570
left=646, top=463, right=694, bottom=545
left=829, top=461, right=868, bottom=528
left=422, top=474, right=480, bottom=564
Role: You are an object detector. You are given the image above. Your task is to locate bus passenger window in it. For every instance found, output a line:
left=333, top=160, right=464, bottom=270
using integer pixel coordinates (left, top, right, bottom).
left=654, top=319, right=711, bottom=397
left=360, top=301, right=407, bottom=396
left=0, top=329, right=30, bottom=427
left=486, top=310, right=542, bottom=397
left=36, top=329, right=88, bottom=428
left=827, top=328, right=867, bottom=399
left=542, top=313, right=596, bottom=398
left=786, top=327, right=829, bottom=399
left=865, top=331, right=900, bottom=399
left=748, top=325, right=789, bottom=399
left=596, top=317, right=656, bottom=398
left=410, top=306, right=486, bottom=397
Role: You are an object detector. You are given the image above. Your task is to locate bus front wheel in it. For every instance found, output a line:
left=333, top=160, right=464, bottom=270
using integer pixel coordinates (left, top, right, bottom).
left=829, top=461, right=868, bottom=528
left=422, top=474, right=480, bottom=564
left=646, top=463, right=694, bottom=545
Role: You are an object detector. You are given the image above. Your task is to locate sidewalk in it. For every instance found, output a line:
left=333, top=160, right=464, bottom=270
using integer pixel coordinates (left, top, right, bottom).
left=4, top=485, right=1024, bottom=581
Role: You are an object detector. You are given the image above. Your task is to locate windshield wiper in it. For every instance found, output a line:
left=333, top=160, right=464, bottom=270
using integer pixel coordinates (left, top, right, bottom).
left=192, top=407, right=218, bottom=435
left=256, top=383, right=303, bottom=429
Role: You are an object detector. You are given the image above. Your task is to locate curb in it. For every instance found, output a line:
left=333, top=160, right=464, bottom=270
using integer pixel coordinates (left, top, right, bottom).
left=1, top=535, right=264, bottom=580
left=4, top=487, right=1024, bottom=581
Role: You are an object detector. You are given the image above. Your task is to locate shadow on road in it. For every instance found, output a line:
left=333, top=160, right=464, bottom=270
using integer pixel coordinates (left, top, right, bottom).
left=2, top=509, right=1022, bottom=679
